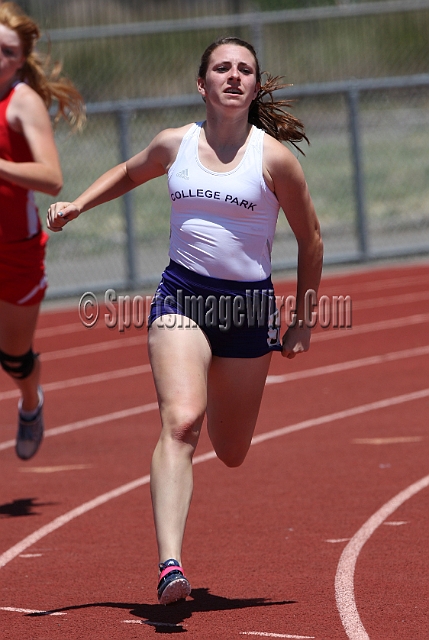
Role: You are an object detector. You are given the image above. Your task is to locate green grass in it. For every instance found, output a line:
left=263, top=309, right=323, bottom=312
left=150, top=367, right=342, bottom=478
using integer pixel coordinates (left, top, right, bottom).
left=33, top=7, right=429, bottom=105
left=36, top=93, right=429, bottom=268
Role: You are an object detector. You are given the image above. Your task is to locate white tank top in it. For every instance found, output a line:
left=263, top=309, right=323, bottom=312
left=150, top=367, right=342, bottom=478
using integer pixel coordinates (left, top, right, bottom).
left=167, top=122, right=280, bottom=281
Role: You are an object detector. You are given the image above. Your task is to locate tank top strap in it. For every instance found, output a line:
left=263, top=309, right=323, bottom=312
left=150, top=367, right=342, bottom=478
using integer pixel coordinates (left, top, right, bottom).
left=240, top=126, right=271, bottom=202
left=249, top=124, right=264, bottom=148
left=185, top=121, right=201, bottom=142
left=171, top=122, right=201, bottom=170
left=188, top=121, right=204, bottom=155
left=243, top=125, right=264, bottom=168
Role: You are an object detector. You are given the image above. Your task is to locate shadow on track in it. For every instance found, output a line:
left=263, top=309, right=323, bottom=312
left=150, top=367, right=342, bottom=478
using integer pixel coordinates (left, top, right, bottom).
left=28, top=588, right=296, bottom=633
left=0, top=497, right=57, bottom=518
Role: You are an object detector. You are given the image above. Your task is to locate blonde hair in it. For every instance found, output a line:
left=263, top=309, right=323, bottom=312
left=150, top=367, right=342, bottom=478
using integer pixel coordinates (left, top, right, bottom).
left=0, top=2, right=86, bottom=131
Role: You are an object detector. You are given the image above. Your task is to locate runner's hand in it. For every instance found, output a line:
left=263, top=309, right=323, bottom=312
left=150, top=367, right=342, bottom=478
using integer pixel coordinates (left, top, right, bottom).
left=47, top=202, right=81, bottom=232
left=281, top=323, right=311, bottom=359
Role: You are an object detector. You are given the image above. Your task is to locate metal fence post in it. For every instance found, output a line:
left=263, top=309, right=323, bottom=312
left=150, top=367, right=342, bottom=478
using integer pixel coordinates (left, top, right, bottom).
left=117, top=109, right=138, bottom=288
left=249, top=15, right=264, bottom=71
left=347, top=86, right=368, bottom=260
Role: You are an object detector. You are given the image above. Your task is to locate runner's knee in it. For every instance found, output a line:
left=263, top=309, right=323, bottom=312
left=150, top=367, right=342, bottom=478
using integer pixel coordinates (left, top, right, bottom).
left=215, top=447, right=249, bottom=468
left=0, top=348, right=37, bottom=379
left=163, top=406, right=205, bottom=447
left=210, top=433, right=252, bottom=468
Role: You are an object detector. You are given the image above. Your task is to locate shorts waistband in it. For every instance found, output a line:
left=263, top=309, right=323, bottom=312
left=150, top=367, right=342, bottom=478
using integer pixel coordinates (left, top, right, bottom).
left=165, top=260, right=273, bottom=293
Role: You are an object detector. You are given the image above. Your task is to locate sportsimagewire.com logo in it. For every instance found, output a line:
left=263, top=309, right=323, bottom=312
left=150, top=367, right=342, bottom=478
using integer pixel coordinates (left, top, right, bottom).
left=78, top=288, right=352, bottom=333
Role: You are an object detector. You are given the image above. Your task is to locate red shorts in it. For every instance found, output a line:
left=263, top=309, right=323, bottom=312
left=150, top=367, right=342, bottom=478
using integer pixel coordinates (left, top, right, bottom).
left=0, top=231, right=48, bottom=306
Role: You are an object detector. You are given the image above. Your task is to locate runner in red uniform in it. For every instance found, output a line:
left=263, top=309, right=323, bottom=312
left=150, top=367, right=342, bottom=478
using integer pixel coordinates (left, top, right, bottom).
left=0, top=2, right=85, bottom=459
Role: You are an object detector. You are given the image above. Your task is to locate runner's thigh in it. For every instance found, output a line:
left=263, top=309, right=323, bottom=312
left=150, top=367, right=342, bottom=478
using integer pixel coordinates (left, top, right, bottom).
left=206, top=353, right=272, bottom=463
left=0, top=300, right=40, bottom=353
left=148, top=315, right=212, bottom=425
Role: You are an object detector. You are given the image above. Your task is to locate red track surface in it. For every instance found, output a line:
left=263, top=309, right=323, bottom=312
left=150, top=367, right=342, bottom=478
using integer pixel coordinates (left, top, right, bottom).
left=1, top=260, right=429, bottom=640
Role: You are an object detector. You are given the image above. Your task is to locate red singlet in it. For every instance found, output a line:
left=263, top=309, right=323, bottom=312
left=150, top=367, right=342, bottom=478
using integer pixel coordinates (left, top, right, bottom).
left=0, top=83, right=48, bottom=305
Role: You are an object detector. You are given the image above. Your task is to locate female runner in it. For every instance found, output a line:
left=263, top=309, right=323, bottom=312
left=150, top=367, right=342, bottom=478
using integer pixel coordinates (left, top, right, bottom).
left=47, top=36, right=323, bottom=604
left=0, top=2, right=85, bottom=460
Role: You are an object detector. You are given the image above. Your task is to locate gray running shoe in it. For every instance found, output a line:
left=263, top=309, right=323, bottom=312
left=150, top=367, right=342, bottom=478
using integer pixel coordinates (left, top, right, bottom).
left=16, top=387, right=44, bottom=460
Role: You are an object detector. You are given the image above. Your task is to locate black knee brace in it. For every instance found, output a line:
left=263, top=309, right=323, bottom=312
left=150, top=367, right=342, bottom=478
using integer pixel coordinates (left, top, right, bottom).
left=0, top=348, right=38, bottom=380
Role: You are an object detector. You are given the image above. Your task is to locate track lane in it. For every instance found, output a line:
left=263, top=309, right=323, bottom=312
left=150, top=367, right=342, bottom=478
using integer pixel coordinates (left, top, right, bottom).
left=1, top=261, right=428, bottom=639
left=1, top=390, right=429, bottom=637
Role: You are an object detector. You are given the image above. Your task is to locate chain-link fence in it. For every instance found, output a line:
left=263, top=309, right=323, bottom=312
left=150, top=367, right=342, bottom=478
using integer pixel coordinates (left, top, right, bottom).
left=24, top=0, right=429, bottom=297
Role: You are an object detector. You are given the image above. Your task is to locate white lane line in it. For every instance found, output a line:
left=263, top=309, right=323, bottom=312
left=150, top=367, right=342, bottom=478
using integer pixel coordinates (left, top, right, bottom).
left=1, top=339, right=427, bottom=404
left=2, top=341, right=426, bottom=405
left=36, top=321, right=106, bottom=339
left=352, top=290, right=429, bottom=311
left=240, top=632, right=314, bottom=638
left=383, top=521, right=408, bottom=526
left=311, top=313, right=429, bottom=343
left=266, top=344, right=429, bottom=385
left=352, top=437, right=423, bottom=445
left=1, top=388, right=428, bottom=570
left=34, top=273, right=427, bottom=340
left=0, top=606, right=66, bottom=616
left=1, top=347, right=428, bottom=451
left=319, top=273, right=429, bottom=295
left=326, top=538, right=352, bottom=544
left=250, top=388, right=429, bottom=447
left=0, top=473, right=152, bottom=569
left=31, top=312, right=429, bottom=359
left=33, top=286, right=429, bottom=346
left=123, top=619, right=183, bottom=627
left=0, top=346, right=425, bottom=452
left=335, top=473, right=429, bottom=640
left=40, top=335, right=146, bottom=362
left=0, top=340, right=425, bottom=446
left=0, top=402, right=159, bottom=452
left=35, top=271, right=428, bottom=336
left=0, top=364, right=151, bottom=402
left=18, top=465, right=93, bottom=474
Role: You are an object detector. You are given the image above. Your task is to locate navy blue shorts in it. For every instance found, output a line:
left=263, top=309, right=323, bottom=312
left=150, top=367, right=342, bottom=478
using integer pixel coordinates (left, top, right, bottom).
left=148, top=260, right=283, bottom=358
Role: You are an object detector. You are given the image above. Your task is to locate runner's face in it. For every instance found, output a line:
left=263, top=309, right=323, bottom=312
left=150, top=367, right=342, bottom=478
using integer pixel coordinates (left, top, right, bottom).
left=197, top=44, right=260, bottom=110
left=0, top=24, right=25, bottom=89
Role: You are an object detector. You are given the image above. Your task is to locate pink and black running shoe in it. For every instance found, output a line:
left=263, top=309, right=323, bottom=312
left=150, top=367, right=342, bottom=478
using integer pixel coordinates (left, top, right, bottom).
left=157, top=558, right=191, bottom=605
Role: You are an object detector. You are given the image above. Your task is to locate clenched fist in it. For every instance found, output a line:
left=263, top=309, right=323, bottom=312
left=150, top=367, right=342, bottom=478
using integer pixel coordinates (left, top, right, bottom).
left=47, top=202, right=81, bottom=232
